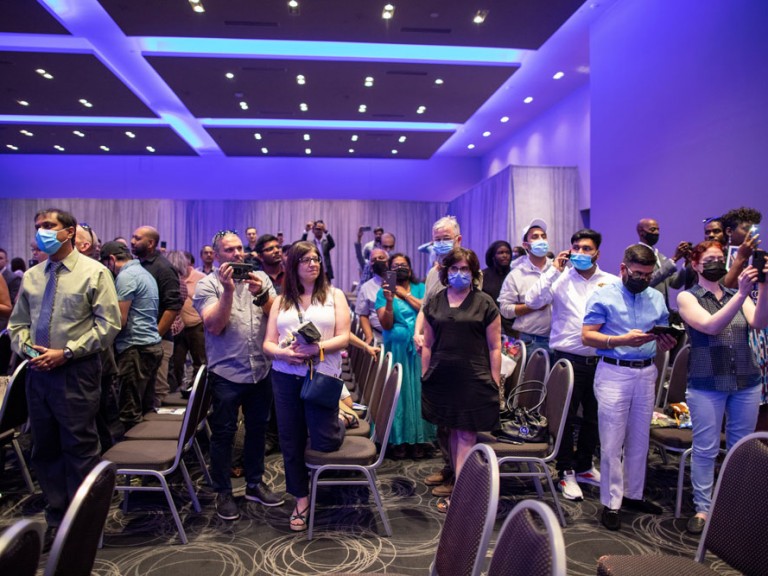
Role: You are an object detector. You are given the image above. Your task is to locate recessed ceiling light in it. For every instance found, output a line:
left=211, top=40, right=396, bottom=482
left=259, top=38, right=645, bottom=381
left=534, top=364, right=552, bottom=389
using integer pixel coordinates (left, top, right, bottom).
left=482, top=131, right=491, bottom=137
left=500, top=116, right=509, bottom=123
left=146, top=146, right=156, bottom=153
left=73, top=130, right=85, bottom=137
left=348, top=148, right=355, bottom=153
left=391, top=149, right=398, bottom=155
left=434, top=78, right=444, bottom=85
left=54, top=145, right=65, bottom=151
left=125, top=131, right=136, bottom=138
left=188, top=0, right=205, bottom=13
left=254, top=133, right=262, bottom=140
left=299, top=102, right=308, bottom=112
left=35, top=69, right=53, bottom=79
left=296, top=74, right=306, bottom=85
left=416, top=105, right=426, bottom=114
left=100, top=145, right=110, bottom=152
left=6, top=144, right=19, bottom=151
left=17, top=100, right=29, bottom=106
left=358, top=104, right=367, bottom=113
left=20, top=129, right=33, bottom=137
left=303, top=134, right=311, bottom=141
left=79, top=98, right=93, bottom=108
left=524, top=96, right=534, bottom=104
left=261, top=147, right=269, bottom=154
left=473, top=9, right=489, bottom=24
left=382, top=4, right=395, bottom=20
left=398, top=136, right=406, bottom=143
left=364, top=76, right=374, bottom=87
left=225, top=72, right=235, bottom=79
left=287, top=0, right=299, bottom=14
left=305, top=148, right=312, bottom=155
left=239, top=101, right=249, bottom=111
left=351, top=135, right=358, bottom=142
left=467, top=144, right=476, bottom=150
left=553, top=71, right=565, bottom=80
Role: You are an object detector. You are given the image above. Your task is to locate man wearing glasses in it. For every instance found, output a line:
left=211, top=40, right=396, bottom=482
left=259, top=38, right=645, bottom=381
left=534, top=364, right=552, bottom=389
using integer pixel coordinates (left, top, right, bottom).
left=75, top=223, right=98, bottom=259
left=301, top=220, right=335, bottom=282
left=582, top=244, right=678, bottom=531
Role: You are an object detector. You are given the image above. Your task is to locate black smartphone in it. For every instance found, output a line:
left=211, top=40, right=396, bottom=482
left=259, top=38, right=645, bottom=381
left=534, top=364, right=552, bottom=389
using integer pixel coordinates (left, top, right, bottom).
left=229, top=262, right=254, bottom=280
left=361, top=226, right=372, bottom=232
left=383, top=270, right=397, bottom=292
left=647, top=325, right=684, bottom=339
left=753, top=249, right=767, bottom=283
left=23, top=343, right=40, bottom=358
left=160, top=241, right=167, bottom=249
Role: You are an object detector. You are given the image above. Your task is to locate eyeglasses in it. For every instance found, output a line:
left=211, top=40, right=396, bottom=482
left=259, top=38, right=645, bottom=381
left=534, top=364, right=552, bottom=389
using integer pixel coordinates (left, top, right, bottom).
left=80, top=222, right=94, bottom=244
left=212, top=229, right=238, bottom=243
left=449, top=265, right=471, bottom=274
left=299, top=256, right=321, bottom=265
left=625, top=266, right=654, bottom=281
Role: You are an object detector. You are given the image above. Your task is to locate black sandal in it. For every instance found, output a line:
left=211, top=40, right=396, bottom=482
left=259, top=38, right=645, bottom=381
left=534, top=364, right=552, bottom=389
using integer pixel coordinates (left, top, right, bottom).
left=290, top=504, right=310, bottom=532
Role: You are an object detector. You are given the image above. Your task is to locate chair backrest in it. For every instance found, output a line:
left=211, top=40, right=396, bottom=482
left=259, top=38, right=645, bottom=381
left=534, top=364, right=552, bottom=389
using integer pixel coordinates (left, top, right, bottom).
left=371, top=362, right=401, bottom=459
left=653, top=348, right=670, bottom=408
left=0, top=329, right=12, bottom=375
left=0, top=518, right=44, bottom=576
left=0, top=361, right=29, bottom=434
left=354, top=350, right=374, bottom=402
left=361, top=346, right=385, bottom=407
left=522, top=348, right=549, bottom=385
left=541, top=359, right=574, bottom=456
left=487, top=499, right=566, bottom=576
left=432, top=443, right=500, bottom=576
left=45, top=460, right=117, bottom=576
left=182, top=365, right=208, bottom=447
left=193, top=365, right=212, bottom=429
left=665, top=344, right=690, bottom=406
left=367, top=350, right=392, bottom=429
left=504, top=340, right=527, bottom=400
left=697, top=432, right=768, bottom=574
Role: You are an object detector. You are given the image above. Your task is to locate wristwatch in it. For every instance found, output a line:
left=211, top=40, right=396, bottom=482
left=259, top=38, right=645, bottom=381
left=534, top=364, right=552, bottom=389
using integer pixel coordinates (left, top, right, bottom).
left=63, top=347, right=74, bottom=361
left=252, top=289, right=270, bottom=307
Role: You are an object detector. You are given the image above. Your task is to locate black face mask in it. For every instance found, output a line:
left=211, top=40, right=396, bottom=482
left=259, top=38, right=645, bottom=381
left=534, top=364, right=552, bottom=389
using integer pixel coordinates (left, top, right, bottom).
left=701, top=261, right=727, bottom=282
left=395, top=268, right=410, bottom=282
left=371, top=260, right=388, bottom=277
left=643, top=232, right=659, bottom=247
left=623, top=275, right=650, bottom=294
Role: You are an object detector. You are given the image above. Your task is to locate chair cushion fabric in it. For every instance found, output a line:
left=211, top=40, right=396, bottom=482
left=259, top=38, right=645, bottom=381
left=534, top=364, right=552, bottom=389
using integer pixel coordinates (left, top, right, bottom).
left=123, top=420, right=182, bottom=440
left=597, top=555, right=717, bottom=576
left=103, top=440, right=178, bottom=470
left=305, top=436, right=377, bottom=466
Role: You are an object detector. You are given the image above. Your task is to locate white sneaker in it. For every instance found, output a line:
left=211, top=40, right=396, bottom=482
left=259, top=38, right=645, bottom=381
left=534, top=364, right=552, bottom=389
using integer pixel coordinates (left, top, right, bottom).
left=558, top=470, right=584, bottom=501
left=576, top=466, right=601, bottom=487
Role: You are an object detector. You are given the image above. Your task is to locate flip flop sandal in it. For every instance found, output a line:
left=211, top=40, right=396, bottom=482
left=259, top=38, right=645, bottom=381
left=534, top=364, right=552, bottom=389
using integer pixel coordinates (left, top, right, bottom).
left=290, top=504, right=310, bottom=532
left=436, top=497, right=451, bottom=514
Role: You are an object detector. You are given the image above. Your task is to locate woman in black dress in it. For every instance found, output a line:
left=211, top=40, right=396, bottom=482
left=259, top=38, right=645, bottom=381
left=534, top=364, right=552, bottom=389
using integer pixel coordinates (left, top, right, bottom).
left=422, top=247, right=502, bottom=510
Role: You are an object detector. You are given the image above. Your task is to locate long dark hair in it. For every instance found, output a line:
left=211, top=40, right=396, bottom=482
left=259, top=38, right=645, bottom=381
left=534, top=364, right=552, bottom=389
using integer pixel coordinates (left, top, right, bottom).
left=484, top=240, right=512, bottom=270
left=388, top=252, right=420, bottom=284
left=279, top=241, right=330, bottom=312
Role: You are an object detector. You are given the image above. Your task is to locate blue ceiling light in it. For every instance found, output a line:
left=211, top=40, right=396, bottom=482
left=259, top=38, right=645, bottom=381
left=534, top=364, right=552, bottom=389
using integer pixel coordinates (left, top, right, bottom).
left=199, top=118, right=458, bottom=131
left=0, top=114, right=165, bottom=125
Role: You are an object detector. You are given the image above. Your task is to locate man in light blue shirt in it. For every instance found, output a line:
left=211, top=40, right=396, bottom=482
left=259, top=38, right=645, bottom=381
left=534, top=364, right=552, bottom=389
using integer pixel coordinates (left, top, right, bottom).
left=100, top=241, right=162, bottom=430
left=355, top=248, right=389, bottom=344
left=582, top=244, right=677, bottom=531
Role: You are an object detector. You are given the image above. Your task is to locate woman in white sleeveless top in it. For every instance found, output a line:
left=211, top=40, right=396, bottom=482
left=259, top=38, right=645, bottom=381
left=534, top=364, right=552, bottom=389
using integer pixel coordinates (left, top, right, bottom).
left=263, top=241, right=350, bottom=532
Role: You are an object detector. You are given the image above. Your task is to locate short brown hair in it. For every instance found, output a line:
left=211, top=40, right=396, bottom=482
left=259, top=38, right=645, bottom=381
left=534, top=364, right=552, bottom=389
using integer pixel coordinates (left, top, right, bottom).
left=438, top=247, right=481, bottom=287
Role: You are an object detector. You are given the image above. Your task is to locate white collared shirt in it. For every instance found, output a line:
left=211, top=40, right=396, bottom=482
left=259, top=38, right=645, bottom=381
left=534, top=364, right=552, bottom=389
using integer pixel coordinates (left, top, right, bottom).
left=498, top=256, right=553, bottom=337
left=525, top=264, right=620, bottom=355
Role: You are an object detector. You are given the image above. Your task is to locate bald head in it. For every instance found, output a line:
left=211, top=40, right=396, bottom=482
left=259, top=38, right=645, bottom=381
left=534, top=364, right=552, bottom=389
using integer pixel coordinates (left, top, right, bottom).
left=636, top=218, right=660, bottom=247
left=75, top=225, right=97, bottom=258
left=131, top=226, right=160, bottom=259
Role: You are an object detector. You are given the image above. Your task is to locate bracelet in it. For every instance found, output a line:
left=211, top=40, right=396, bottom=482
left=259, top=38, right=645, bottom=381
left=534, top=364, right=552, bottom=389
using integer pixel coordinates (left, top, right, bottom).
left=318, top=342, right=325, bottom=362
left=606, top=336, right=612, bottom=349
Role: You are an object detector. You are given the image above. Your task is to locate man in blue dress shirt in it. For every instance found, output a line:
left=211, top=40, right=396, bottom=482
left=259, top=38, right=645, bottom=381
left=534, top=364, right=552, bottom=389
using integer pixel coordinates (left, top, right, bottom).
left=582, top=244, right=677, bottom=531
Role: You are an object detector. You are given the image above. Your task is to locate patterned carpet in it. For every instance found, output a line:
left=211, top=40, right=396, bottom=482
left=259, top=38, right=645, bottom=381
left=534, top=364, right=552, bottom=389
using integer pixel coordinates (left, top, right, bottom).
left=0, top=441, right=742, bottom=575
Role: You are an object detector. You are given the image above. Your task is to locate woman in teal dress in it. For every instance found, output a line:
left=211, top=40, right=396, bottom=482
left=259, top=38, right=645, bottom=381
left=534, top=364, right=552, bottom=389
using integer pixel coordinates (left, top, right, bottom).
left=376, top=253, right=436, bottom=458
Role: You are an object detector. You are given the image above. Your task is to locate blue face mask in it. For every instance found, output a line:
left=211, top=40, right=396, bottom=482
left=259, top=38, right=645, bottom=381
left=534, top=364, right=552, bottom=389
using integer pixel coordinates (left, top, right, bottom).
left=448, top=271, right=472, bottom=290
left=432, top=239, right=454, bottom=255
left=36, top=228, right=64, bottom=255
left=570, top=253, right=595, bottom=271
left=528, top=240, right=549, bottom=258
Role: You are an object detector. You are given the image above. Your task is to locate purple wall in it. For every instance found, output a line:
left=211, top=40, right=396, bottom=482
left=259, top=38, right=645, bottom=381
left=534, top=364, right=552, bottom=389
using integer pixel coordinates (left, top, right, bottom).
left=590, top=0, right=768, bottom=271
left=482, top=84, right=591, bottom=210
left=0, top=154, right=480, bottom=202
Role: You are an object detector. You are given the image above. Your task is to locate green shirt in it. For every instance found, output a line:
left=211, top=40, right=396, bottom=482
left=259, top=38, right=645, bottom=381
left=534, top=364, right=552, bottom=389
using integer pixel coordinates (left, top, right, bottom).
left=9, top=249, right=121, bottom=359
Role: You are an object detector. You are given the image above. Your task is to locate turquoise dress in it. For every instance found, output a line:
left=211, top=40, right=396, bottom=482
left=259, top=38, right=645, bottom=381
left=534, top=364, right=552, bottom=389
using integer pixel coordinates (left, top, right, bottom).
left=375, top=282, right=436, bottom=446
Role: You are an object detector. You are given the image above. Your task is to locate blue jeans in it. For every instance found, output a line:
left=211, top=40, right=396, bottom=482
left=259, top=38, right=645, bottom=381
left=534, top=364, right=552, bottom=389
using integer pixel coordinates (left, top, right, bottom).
left=686, top=384, right=761, bottom=513
left=208, top=371, right=272, bottom=493
left=518, top=333, right=551, bottom=358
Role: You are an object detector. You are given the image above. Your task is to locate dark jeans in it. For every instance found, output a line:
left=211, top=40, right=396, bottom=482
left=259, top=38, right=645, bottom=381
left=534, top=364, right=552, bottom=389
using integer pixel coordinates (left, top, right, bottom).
left=96, top=346, right=119, bottom=452
left=27, top=354, right=102, bottom=526
left=116, top=343, right=163, bottom=428
left=519, top=333, right=551, bottom=358
left=553, top=351, right=599, bottom=473
left=172, top=323, right=207, bottom=390
left=208, top=371, right=272, bottom=493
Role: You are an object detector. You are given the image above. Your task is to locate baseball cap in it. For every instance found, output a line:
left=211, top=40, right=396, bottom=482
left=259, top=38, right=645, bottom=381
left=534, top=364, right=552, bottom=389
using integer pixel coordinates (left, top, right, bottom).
left=522, top=218, right=548, bottom=242
left=100, top=241, right=131, bottom=260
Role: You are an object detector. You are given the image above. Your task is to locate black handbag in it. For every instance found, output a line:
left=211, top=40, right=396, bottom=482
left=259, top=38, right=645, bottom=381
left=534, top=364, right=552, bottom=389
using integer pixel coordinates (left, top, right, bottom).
left=301, top=360, right=344, bottom=409
left=494, top=381, right=549, bottom=444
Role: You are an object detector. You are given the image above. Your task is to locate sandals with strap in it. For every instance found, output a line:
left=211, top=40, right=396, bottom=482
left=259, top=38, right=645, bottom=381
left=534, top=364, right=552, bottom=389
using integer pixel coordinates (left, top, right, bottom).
left=290, top=504, right=310, bottom=532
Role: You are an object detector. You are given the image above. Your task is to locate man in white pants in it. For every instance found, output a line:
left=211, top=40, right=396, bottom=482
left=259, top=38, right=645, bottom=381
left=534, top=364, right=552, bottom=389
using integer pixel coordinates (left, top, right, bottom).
left=582, top=244, right=677, bottom=531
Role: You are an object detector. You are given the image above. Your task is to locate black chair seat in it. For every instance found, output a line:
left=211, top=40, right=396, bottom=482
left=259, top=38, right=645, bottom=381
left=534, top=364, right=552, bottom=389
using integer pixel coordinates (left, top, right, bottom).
left=143, top=411, right=184, bottom=422
left=597, top=554, right=717, bottom=575
left=649, top=427, right=692, bottom=449
left=161, top=391, right=188, bottom=407
left=345, top=418, right=371, bottom=437
left=104, top=439, right=178, bottom=469
left=479, top=436, right=550, bottom=458
left=305, top=436, right=377, bottom=466
left=123, top=420, right=182, bottom=440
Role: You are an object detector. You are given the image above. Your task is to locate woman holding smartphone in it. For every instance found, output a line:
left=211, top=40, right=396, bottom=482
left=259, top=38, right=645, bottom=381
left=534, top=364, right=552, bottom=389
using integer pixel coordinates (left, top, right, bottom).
left=677, top=240, right=768, bottom=534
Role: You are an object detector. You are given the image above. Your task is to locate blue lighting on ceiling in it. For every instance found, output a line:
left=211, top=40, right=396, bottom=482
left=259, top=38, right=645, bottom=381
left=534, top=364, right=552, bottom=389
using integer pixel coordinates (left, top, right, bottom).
left=0, top=115, right=165, bottom=125
left=200, top=118, right=459, bottom=131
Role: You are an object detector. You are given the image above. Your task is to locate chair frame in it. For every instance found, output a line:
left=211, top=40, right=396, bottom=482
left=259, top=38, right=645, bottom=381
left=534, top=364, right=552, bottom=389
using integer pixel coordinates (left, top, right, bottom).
left=653, top=347, right=670, bottom=408
left=0, top=360, right=36, bottom=493
left=305, top=362, right=401, bottom=540
left=0, top=518, right=44, bottom=576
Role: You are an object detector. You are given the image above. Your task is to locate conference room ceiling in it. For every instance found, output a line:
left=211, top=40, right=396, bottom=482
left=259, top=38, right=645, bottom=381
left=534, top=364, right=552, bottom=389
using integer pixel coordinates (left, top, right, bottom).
left=0, top=0, right=594, bottom=159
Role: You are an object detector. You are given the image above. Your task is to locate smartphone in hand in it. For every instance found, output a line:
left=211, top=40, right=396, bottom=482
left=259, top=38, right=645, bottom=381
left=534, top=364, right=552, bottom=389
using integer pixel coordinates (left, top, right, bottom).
left=23, top=343, right=40, bottom=358
left=383, top=270, right=397, bottom=293
left=753, top=249, right=767, bottom=283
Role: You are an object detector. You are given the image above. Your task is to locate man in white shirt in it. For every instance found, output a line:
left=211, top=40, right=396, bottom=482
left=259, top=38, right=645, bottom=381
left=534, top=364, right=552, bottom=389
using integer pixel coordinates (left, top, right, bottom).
left=526, top=228, right=619, bottom=501
left=498, top=218, right=553, bottom=355
left=355, top=248, right=389, bottom=344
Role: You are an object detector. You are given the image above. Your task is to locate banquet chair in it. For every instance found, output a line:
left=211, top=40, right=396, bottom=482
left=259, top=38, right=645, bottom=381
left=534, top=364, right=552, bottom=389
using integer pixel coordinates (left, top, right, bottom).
left=653, top=347, right=670, bottom=408
left=102, top=364, right=208, bottom=544
left=597, top=432, right=768, bottom=576
left=487, top=499, right=566, bottom=576
left=0, top=518, right=43, bottom=576
left=44, top=460, right=116, bottom=576
left=328, top=443, right=500, bottom=576
left=503, top=339, right=527, bottom=403
left=304, top=363, right=402, bottom=540
left=510, top=347, right=549, bottom=409
left=0, top=360, right=36, bottom=493
left=480, top=359, right=574, bottom=526
left=0, top=329, right=12, bottom=375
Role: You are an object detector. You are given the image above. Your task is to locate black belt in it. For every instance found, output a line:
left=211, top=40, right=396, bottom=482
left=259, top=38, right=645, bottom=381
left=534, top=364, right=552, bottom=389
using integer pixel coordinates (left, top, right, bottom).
left=555, top=351, right=599, bottom=366
left=600, top=356, right=653, bottom=369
